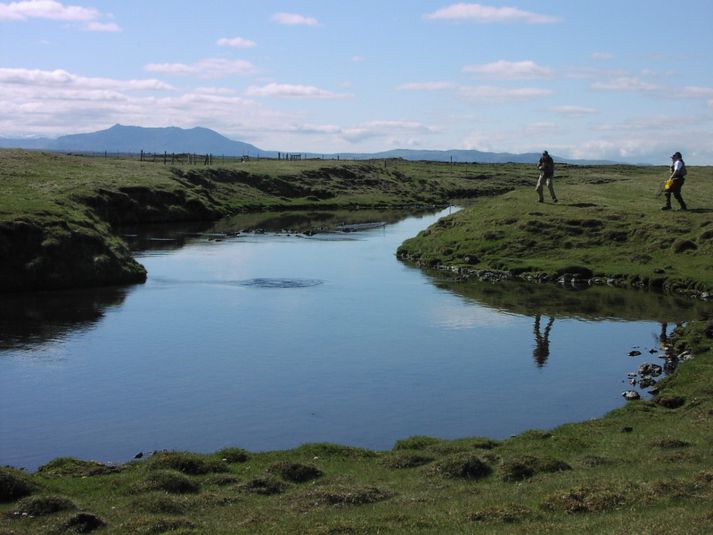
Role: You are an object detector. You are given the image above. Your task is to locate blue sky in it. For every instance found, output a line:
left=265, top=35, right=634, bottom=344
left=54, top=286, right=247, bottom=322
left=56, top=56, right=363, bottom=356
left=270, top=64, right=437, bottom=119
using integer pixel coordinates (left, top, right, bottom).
left=2, top=1, right=713, bottom=163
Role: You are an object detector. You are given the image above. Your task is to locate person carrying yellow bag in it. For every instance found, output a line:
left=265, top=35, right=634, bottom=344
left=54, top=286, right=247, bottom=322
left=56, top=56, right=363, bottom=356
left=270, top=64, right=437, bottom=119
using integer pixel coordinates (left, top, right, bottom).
left=661, top=151, right=687, bottom=211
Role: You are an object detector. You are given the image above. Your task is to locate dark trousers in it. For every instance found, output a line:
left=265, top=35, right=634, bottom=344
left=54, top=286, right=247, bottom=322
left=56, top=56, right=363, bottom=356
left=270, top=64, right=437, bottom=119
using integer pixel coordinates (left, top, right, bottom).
left=664, top=178, right=686, bottom=209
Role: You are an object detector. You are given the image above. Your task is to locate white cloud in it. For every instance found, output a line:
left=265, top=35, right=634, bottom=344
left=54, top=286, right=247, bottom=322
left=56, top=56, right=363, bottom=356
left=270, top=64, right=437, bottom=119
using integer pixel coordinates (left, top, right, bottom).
left=340, top=121, right=436, bottom=143
left=463, top=60, right=553, bottom=80
left=0, top=67, right=173, bottom=91
left=676, top=86, right=713, bottom=98
left=144, top=58, right=256, bottom=79
left=551, top=105, right=597, bottom=116
left=396, top=81, right=455, bottom=91
left=217, top=36, right=256, bottom=48
left=591, top=77, right=659, bottom=91
left=458, top=85, right=553, bottom=101
left=271, top=12, right=319, bottom=26
left=424, top=3, right=561, bottom=24
left=351, top=55, right=366, bottom=63
left=84, top=21, right=120, bottom=32
left=245, top=83, right=349, bottom=99
left=0, top=0, right=97, bottom=21
left=591, top=52, right=614, bottom=61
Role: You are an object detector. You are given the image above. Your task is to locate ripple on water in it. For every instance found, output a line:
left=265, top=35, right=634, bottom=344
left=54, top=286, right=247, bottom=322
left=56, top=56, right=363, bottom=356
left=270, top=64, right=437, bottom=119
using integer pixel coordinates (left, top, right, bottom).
left=237, top=278, right=323, bottom=289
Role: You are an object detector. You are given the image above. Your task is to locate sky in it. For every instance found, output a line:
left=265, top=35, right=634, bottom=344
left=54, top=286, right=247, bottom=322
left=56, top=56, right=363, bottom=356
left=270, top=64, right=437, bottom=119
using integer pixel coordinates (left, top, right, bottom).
left=2, top=0, right=713, bottom=163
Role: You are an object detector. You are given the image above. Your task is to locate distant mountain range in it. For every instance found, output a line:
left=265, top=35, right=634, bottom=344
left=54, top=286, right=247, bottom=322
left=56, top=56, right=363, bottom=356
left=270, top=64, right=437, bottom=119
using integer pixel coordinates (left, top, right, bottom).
left=0, top=124, right=618, bottom=165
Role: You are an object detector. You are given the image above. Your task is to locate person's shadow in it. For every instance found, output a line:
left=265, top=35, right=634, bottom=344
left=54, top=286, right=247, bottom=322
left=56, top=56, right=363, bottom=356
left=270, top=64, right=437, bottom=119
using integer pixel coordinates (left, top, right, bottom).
left=533, top=315, right=555, bottom=367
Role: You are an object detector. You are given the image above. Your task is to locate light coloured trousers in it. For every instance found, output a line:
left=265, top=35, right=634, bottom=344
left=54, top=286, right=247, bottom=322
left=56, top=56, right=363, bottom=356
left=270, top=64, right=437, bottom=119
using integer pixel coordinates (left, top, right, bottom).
left=536, top=173, right=557, bottom=202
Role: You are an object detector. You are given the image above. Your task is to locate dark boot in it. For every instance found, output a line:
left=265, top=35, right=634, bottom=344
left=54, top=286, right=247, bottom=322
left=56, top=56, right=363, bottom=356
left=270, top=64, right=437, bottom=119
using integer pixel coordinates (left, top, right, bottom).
left=661, top=192, right=672, bottom=210
left=674, top=191, right=687, bottom=210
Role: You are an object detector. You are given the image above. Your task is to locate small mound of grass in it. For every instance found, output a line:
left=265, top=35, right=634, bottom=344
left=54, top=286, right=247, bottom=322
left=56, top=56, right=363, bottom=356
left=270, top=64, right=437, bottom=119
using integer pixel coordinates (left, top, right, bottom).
left=37, top=457, right=121, bottom=478
left=205, top=474, right=240, bottom=487
left=141, top=470, right=200, bottom=494
left=214, top=447, right=250, bottom=464
left=429, top=453, right=492, bottom=480
left=579, top=455, right=612, bottom=468
left=381, top=453, right=435, bottom=469
left=302, top=485, right=394, bottom=506
left=240, top=477, right=287, bottom=496
left=267, top=461, right=323, bottom=483
left=541, top=485, right=628, bottom=513
left=656, top=395, right=686, bottom=409
left=294, top=443, right=376, bottom=459
left=132, top=494, right=188, bottom=515
left=467, top=504, right=533, bottom=524
left=10, top=494, right=76, bottom=516
left=124, top=516, right=196, bottom=534
left=393, top=436, right=442, bottom=451
left=146, top=451, right=228, bottom=475
left=651, top=438, right=691, bottom=449
left=0, top=467, right=37, bottom=503
left=59, top=511, right=106, bottom=533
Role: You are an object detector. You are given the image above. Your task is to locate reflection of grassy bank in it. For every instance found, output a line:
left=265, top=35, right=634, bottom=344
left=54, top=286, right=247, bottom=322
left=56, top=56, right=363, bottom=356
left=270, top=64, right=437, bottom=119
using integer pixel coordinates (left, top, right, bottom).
left=2, top=321, right=712, bottom=533
left=430, top=277, right=713, bottom=322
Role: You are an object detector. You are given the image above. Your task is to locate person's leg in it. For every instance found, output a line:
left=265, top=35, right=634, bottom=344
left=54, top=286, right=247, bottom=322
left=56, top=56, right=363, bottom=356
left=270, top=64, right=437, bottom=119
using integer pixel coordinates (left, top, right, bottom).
left=535, top=174, right=545, bottom=202
left=547, top=177, right=557, bottom=202
left=662, top=192, right=672, bottom=210
left=673, top=190, right=687, bottom=210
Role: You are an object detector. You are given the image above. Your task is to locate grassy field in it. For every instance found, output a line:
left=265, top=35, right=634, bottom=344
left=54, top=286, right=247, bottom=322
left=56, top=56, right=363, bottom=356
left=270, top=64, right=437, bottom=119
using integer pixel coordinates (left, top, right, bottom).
left=2, top=152, right=713, bottom=533
left=398, top=164, right=713, bottom=296
left=0, top=150, right=522, bottom=292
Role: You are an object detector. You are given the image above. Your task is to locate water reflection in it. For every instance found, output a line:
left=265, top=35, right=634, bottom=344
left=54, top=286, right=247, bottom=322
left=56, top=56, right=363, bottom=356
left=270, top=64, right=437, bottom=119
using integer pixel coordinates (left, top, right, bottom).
left=0, top=287, right=128, bottom=350
left=533, top=315, right=555, bottom=367
left=429, top=277, right=710, bottom=322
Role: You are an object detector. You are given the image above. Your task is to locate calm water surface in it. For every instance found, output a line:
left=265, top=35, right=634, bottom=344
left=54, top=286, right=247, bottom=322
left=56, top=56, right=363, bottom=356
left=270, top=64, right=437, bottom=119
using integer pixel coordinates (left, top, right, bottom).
left=1, top=208, right=709, bottom=470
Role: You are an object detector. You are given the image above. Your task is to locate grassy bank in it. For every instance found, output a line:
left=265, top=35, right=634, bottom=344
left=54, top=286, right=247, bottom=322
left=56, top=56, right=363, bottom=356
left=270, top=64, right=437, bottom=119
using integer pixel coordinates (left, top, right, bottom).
left=1, top=320, right=712, bottom=534
left=398, top=164, right=713, bottom=297
left=0, top=150, right=523, bottom=292
left=3, top=152, right=713, bottom=533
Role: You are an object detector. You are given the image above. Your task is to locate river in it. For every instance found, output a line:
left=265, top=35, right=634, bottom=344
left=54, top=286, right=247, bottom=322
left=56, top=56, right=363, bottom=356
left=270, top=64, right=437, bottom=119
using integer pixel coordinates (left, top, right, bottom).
left=1, top=207, right=709, bottom=470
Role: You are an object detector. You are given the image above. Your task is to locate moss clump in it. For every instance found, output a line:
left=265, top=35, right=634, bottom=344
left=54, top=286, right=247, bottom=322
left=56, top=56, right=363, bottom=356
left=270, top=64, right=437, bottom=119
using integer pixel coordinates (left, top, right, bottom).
left=132, top=494, right=188, bottom=515
left=0, top=467, right=37, bottom=503
left=10, top=494, right=77, bottom=516
left=656, top=395, right=686, bottom=409
left=381, top=453, right=435, bottom=469
left=240, top=477, right=287, bottom=496
left=37, top=457, right=122, bottom=478
left=501, top=456, right=572, bottom=482
left=267, top=461, right=323, bottom=483
left=541, top=486, right=628, bottom=513
left=146, top=451, right=228, bottom=475
left=429, top=453, right=492, bottom=480
left=59, top=511, right=106, bottom=533
left=123, top=516, right=196, bottom=534
left=141, top=470, right=200, bottom=495
left=293, top=443, right=376, bottom=459
left=214, top=447, right=250, bottom=464
left=467, top=504, right=533, bottom=524
left=301, top=485, right=394, bottom=506
left=393, top=436, right=442, bottom=451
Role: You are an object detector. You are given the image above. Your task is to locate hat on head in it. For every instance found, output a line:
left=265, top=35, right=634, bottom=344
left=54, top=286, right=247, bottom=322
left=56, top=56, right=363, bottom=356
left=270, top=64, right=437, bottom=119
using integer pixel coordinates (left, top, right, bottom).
left=671, top=151, right=682, bottom=159
left=543, top=150, right=549, bottom=155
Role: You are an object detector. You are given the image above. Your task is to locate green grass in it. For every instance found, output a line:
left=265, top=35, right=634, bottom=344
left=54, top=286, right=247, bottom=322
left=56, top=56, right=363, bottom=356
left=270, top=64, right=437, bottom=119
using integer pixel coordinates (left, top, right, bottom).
left=398, top=164, right=713, bottom=295
left=2, top=152, right=713, bottom=533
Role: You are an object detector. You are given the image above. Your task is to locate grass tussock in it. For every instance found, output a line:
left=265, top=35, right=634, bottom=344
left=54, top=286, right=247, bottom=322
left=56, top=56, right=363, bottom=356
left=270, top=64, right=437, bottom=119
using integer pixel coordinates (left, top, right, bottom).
left=122, top=516, right=196, bottom=535
left=213, top=447, right=249, bottom=464
left=381, top=452, right=435, bottom=469
left=266, top=461, right=323, bottom=483
left=145, top=451, right=228, bottom=475
left=0, top=467, right=37, bottom=503
left=428, top=453, right=492, bottom=480
left=299, top=485, right=395, bottom=507
left=139, top=471, right=200, bottom=495
left=240, top=477, right=287, bottom=496
left=467, top=504, right=534, bottom=524
left=59, top=511, right=106, bottom=533
left=37, top=457, right=122, bottom=478
left=131, top=494, right=189, bottom=516
left=8, top=495, right=76, bottom=517
left=541, top=485, right=629, bottom=514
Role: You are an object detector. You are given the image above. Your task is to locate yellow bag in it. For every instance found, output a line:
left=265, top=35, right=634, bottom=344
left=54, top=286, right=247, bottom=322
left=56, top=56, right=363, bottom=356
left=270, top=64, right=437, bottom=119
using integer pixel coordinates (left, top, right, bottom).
left=664, top=178, right=673, bottom=191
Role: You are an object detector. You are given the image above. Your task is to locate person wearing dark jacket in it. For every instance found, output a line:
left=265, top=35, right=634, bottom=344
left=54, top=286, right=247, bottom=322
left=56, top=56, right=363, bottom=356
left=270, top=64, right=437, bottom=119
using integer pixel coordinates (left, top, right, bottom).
left=662, top=151, right=687, bottom=210
left=536, top=150, right=557, bottom=203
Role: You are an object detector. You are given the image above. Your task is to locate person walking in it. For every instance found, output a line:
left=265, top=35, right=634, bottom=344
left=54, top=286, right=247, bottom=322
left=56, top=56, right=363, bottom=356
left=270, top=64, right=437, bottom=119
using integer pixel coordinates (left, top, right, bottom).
left=536, top=150, right=557, bottom=203
left=662, top=151, right=687, bottom=210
